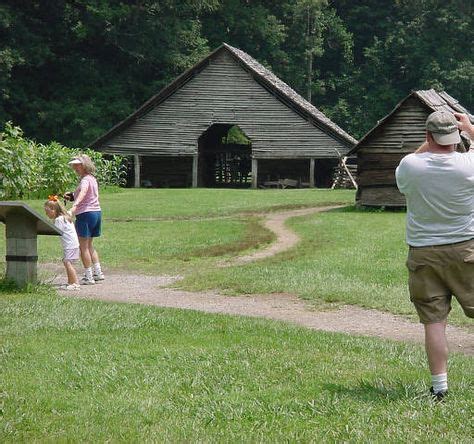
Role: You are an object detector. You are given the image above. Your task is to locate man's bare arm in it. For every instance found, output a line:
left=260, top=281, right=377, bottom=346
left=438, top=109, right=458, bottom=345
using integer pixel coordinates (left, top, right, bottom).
left=454, top=113, right=474, bottom=139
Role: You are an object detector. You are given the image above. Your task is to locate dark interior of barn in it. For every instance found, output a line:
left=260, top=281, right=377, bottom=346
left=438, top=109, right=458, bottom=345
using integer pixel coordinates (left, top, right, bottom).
left=258, top=158, right=337, bottom=188
left=126, top=156, right=193, bottom=188
left=125, top=123, right=339, bottom=189
left=198, top=124, right=252, bottom=188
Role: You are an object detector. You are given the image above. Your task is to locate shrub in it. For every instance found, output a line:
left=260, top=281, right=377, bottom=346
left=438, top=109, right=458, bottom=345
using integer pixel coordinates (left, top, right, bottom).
left=0, top=122, right=127, bottom=199
left=38, top=141, right=79, bottom=196
left=84, top=150, right=128, bottom=189
left=0, top=122, right=40, bottom=199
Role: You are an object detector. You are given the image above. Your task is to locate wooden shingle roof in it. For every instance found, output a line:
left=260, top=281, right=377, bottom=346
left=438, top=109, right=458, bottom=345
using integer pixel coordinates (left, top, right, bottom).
left=90, top=43, right=356, bottom=149
left=223, top=44, right=356, bottom=146
left=348, top=89, right=473, bottom=155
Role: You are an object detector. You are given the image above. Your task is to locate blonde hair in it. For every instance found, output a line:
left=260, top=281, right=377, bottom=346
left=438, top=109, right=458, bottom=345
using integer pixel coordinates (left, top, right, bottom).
left=74, top=154, right=96, bottom=175
left=45, top=199, right=72, bottom=222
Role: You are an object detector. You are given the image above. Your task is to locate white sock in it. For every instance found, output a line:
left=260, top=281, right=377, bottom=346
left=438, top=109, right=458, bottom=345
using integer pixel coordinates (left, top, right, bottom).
left=431, top=373, right=448, bottom=394
left=93, top=262, right=102, bottom=275
left=85, top=267, right=93, bottom=280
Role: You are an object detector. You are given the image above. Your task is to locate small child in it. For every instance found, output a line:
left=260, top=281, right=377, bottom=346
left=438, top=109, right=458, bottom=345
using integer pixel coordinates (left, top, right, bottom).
left=44, top=196, right=80, bottom=290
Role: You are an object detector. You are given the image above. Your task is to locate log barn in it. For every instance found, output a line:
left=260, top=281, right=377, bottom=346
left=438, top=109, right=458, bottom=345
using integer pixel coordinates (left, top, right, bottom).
left=90, top=43, right=356, bottom=188
left=347, top=89, right=473, bottom=207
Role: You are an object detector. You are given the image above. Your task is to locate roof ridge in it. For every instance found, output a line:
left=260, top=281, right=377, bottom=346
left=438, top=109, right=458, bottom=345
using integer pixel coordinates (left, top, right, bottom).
left=90, top=43, right=356, bottom=148
left=223, top=43, right=356, bottom=146
left=347, top=89, right=473, bottom=155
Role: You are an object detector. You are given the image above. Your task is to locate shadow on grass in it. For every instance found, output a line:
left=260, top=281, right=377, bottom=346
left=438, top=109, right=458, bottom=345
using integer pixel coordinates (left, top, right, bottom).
left=0, top=275, right=52, bottom=294
left=322, top=380, right=421, bottom=402
left=184, top=218, right=275, bottom=258
left=331, top=205, right=406, bottom=214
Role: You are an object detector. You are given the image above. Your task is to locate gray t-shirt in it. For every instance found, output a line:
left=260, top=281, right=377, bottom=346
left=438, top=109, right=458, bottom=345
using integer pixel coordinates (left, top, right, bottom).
left=395, top=151, right=474, bottom=247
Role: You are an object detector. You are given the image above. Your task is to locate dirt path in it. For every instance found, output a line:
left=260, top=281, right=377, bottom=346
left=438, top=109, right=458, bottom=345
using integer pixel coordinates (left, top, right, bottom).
left=39, top=205, right=473, bottom=356
left=222, top=205, right=343, bottom=265
left=42, top=268, right=474, bottom=356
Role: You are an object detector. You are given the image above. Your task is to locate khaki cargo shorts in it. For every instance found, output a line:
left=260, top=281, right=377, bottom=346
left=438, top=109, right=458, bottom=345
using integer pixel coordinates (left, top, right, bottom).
left=406, top=238, right=474, bottom=324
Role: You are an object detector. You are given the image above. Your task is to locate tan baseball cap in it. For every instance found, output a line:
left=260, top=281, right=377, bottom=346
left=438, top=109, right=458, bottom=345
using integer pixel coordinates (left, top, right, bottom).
left=426, top=111, right=461, bottom=145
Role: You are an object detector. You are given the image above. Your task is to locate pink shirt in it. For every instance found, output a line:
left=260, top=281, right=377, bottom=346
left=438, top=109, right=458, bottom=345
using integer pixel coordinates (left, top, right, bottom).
left=73, top=175, right=101, bottom=215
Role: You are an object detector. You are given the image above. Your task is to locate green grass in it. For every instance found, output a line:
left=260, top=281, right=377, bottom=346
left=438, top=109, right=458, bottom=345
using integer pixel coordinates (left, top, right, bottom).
left=1, top=190, right=472, bottom=440
left=179, top=207, right=473, bottom=329
left=1, top=289, right=473, bottom=442
left=3, top=189, right=473, bottom=327
left=1, top=216, right=274, bottom=275
left=24, top=188, right=354, bottom=219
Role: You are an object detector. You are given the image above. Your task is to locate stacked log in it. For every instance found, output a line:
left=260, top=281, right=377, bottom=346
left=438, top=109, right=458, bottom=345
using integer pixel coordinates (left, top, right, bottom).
left=332, top=157, right=358, bottom=189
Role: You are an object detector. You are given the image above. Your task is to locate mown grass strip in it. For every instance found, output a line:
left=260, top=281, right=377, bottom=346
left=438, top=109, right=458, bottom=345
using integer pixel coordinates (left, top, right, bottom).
left=1, top=289, right=473, bottom=442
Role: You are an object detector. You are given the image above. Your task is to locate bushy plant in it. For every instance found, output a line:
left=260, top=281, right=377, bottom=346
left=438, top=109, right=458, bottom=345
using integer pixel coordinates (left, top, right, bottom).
left=38, top=141, right=79, bottom=196
left=0, top=122, right=41, bottom=199
left=0, top=122, right=127, bottom=200
left=84, top=150, right=128, bottom=188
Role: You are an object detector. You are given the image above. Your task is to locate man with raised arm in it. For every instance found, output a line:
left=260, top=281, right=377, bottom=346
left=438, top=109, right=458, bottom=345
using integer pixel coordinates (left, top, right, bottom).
left=395, top=111, right=473, bottom=401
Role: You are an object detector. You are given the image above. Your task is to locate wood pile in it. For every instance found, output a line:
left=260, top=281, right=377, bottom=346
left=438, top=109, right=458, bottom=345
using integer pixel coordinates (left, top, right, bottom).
left=331, top=157, right=358, bottom=189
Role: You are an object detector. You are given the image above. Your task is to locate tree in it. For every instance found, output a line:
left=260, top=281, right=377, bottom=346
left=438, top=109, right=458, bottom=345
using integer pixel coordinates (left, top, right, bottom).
left=0, top=0, right=471, bottom=145
left=0, top=0, right=219, bottom=146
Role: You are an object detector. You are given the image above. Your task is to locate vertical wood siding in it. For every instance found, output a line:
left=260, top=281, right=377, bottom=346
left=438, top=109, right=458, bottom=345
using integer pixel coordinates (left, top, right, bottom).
left=100, top=51, right=349, bottom=159
left=356, top=98, right=430, bottom=206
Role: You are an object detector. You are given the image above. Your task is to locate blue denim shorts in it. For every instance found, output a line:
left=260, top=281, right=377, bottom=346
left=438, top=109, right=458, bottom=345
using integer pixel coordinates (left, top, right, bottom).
left=75, top=211, right=102, bottom=238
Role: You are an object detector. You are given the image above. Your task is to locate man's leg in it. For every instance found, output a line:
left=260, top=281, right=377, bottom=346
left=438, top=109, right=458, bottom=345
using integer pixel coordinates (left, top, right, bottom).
left=424, top=321, right=448, bottom=395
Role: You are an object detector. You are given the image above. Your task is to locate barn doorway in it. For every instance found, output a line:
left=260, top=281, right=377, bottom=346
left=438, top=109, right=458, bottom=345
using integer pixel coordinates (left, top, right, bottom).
left=198, top=124, right=252, bottom=187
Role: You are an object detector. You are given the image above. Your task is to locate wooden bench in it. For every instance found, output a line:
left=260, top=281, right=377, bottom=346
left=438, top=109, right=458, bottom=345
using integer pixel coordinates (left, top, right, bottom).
left=0, top=202, right=61, bottom=287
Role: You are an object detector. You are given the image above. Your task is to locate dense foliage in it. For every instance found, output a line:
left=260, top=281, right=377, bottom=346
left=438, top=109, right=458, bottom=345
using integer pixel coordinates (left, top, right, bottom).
left=0, top=122, right=127, bottom=199
left=0, top=0, right=472, bottom=146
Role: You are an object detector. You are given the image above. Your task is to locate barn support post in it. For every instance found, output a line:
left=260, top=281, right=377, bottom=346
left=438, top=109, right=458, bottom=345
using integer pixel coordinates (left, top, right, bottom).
left=134, top=154, right=141, bottom=188
left=309, top=158, right=315, bottom=188
left=192, top=154, right=199, bottom=188
left=251, top=158, right=258, bottom=189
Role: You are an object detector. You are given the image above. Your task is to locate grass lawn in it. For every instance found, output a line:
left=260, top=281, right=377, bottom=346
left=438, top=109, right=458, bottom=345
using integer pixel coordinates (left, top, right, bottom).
left=178, top=206, right=473, bottom=329
left=2, top=188, right=473, bottom=327
left=24, top=188, right=355, bottom=220
left=17, top=188, right=349, bottom=274
left=39, top=216, right=273, bottom=274
left=1, top=289, right=473, bottom=442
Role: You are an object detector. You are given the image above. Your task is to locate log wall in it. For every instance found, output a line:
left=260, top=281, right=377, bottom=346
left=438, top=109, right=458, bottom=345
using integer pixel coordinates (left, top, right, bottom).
left=99, top=51, right=350, bottom=160
left=356, top=98, right=430, bottom=207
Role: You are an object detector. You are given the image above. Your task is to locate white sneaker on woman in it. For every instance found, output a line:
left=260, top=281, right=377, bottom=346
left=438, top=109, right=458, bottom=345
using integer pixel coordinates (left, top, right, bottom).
left=93, top=272, right=105, bottom=282
left=61, top=283, right=80, bottom=291
left=80, top=276, right=96, bottom=285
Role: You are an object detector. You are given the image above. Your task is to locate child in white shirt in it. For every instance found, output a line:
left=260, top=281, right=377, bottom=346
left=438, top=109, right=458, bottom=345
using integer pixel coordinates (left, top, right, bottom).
left=44, top=196, right=80, bottom=290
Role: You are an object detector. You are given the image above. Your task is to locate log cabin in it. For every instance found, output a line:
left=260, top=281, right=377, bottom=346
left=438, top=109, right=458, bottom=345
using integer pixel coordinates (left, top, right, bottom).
left=90, top=43, right=356, bottom=188
left=347, top=89, right=473, bottom=207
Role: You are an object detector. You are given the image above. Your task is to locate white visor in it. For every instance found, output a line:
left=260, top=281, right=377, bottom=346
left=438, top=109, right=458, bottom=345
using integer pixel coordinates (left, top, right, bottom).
left=68, top=159, right=82, bottom=165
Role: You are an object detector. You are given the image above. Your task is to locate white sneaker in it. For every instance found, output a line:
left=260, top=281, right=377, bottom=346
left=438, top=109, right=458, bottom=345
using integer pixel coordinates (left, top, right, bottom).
left=80, top=276, right=96, bottom=285
left=61, top=283, right=80, bottom=291
left=93, top=272, right=105, bottom=282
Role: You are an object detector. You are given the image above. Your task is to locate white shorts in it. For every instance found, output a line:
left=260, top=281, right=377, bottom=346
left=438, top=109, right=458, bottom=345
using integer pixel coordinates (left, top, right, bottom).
left=63, top=248, right=80, bottom=262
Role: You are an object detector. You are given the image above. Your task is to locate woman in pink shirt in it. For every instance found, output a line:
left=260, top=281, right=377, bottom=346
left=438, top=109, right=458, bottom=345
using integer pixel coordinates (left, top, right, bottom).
left=65, top=155, right=104, bottom=285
